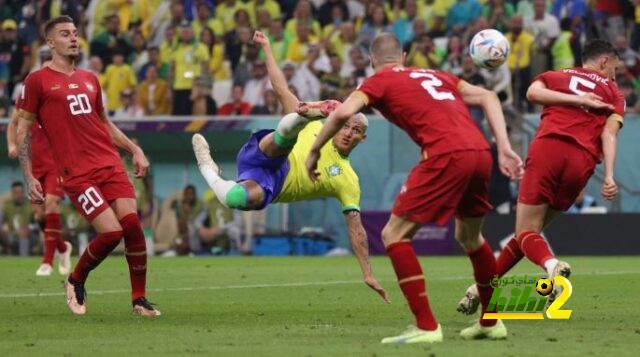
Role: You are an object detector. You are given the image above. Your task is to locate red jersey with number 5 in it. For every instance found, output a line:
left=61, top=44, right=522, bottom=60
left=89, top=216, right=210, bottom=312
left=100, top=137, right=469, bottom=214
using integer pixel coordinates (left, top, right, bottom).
left=15, top=95, right=58, bottom=177
left=21, top=66, right=121, bottom=179
left=534, top=67, right=625, bottom=159
left=356, top=66, right=489, bottom=158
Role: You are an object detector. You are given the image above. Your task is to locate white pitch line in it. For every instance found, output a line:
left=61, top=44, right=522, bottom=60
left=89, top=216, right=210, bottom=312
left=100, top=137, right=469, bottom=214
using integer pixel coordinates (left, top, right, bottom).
left=0, top=270, right=637, bottom=299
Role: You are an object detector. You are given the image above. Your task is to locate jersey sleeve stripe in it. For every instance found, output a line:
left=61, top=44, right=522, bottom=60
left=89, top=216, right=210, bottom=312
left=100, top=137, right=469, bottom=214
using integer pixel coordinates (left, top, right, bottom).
left=341, top=204, right=361, bottom=213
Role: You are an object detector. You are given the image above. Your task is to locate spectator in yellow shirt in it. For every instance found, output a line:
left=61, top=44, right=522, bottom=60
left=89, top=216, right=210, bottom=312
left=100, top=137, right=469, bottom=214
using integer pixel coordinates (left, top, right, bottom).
left=266, top=18, right=291, bottom=63
left=215, top=0, right=249, bottom=34
left=286, top=22, right=319, bottom=64
left=285, top=0, right=322, bottom=38
left=506, top=15, right=535, bottom=112
left=192, top=2, right=225, bottom=39
left=103, top=51, right=137, bottom=114
left=137, top=65, right=172, bottom=115
left=200, top=27, right=230, bottom=81
left=247, top=0, right=282, bottom=26
left=169, top=22, right=210, bottom=115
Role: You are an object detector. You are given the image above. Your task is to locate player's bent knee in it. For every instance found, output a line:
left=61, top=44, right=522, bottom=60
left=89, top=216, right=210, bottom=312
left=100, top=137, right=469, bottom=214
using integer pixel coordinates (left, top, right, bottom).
left=381, top=225, right=402, bottom=247
left=225, top=184, right=249, bottom=209
left=44, top=195, right=61, bottom=214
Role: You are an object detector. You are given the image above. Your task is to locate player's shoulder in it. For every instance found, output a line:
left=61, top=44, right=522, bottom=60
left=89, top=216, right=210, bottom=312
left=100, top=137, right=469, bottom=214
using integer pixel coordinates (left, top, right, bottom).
left=75, top=68, right=99, bottom=80
left=24, top=67, right=49, bottom=82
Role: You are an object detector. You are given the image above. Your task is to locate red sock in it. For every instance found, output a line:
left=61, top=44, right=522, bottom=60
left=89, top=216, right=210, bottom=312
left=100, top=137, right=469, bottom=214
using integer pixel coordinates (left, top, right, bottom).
left=120, top=213, right=147, bottom=301
left=71, top=230, right=123, bottom=283
left=496, top=238, right=523, bottom=277
left=386, top=241, right=438, bottom=331
left=42, top=214, right=65, bottom=264
left=467, top=240, right=497, bottom=327
left=518, top=231, right=554, bottom=270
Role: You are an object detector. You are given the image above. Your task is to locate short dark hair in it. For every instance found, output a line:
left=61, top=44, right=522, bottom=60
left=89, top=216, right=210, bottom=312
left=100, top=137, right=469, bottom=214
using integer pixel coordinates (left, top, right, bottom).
left=582, top=40, right=619, bottom=63
left=43, top=15, right=74, bottom=37
left=11, top=181, right=23, bottom=189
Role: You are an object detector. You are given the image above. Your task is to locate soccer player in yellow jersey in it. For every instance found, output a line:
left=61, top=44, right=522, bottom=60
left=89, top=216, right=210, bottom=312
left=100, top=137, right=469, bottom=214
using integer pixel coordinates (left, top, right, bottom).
left=192, top=31, right=388, bottom=302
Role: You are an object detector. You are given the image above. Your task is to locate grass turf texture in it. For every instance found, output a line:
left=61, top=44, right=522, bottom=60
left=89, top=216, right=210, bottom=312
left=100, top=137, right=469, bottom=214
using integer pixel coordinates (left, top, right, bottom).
left=0, top=256, right=638, bottom=356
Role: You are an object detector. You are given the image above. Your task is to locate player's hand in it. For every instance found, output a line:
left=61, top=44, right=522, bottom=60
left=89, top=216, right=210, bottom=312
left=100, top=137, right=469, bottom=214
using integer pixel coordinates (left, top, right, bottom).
left=306, top=149, right=321, bottom=182
left=252, top=30, right=270, bottom=48
left=26, top=177, right=44, bottom=204
left=580, top=93, right=615, bottom=111
left=364, top=276, right=390, bottom=303
left=132, top=149, right=150, bottom=178
left=7, top=144, right=18, bottom=159
left=601, top=176, right=618, bottom=200
left=498, top=148, right=523, bottom=180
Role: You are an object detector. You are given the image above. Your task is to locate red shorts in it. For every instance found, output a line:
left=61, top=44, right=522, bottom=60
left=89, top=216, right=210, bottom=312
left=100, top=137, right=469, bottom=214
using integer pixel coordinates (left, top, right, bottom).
left=518, top=136, right=596, bottom=211
left=62, top=166, right=135, bottom=222
left=34, top=169, right=64, bottom=198
left=393, top=150, right=493, bottom=225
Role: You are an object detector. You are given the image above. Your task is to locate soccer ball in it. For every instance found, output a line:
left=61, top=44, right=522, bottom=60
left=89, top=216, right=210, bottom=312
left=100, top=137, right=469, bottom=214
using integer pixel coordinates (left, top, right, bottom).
left=536, top=278, right=553, bottom=296
left=469, top=29, right=510, bottom=70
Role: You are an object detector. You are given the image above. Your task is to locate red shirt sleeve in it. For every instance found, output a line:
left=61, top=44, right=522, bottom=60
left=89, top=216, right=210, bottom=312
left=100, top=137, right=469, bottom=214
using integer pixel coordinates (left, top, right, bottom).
left=533, top=71, right=556, bottom=87
left=94, top=75, right=105, bottom=115
left=438, top=71, right=461, bottom=87
left=21, top=73, right=41, bottom=115
left=611, top=85, right=626, bottom=117
left=357, top=74, right=385, bottom=106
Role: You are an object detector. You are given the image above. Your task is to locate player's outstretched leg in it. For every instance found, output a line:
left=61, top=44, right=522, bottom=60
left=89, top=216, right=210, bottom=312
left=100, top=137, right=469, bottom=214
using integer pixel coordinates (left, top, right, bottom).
left=457, top=237, right=523, bottom=315
left=192, top=134, right=250, bottom=210
left=455, top=218, right=507, bottom=340
left=380, top=215, right=442, bottom=344
left=515, top=203, right=569, bottom=307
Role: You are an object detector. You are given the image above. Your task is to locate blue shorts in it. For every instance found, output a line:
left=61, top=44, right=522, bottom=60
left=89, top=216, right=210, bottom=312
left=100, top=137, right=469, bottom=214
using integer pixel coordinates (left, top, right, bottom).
left=236, top=129, right=290, bottom=209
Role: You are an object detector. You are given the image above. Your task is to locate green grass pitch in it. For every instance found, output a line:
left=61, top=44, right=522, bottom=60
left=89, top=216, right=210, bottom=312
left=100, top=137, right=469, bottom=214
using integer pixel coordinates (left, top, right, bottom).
left=0, top=256, right=638, bottom=356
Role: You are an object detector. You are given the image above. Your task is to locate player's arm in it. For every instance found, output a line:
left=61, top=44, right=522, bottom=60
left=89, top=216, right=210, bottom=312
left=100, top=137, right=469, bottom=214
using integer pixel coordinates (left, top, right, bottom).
left=306, top=92, right=366, bottom=181
left=6, top=108, right=19, bottom=158
left=526, top=80, right=614, bottom=110
left=344, top=210, right=389, bottom=303
left=16, top=110, right=44, bottom=203
left=252, top=31, right=299, bottom=113
left=99, top=110, right=150, bottom=178
left=600, top=115, right=622, bottom=200
left=458, top=80, right=523, bottom=179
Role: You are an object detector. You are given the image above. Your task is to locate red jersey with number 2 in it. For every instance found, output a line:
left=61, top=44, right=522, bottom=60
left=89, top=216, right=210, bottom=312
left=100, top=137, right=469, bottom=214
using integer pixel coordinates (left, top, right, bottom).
left=15, top=95, right=57, bottom=177
left=534, top=67, right=625, bottom=159
left=21, top=66, right=121, bottom=179
left=357, top=66, right=489, bottom=158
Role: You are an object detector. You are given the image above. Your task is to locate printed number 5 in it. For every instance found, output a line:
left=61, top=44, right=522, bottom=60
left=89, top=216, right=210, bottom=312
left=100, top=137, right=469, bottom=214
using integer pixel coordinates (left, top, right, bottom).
left=77, top=187, right=105, bottom=215
left=569, top=76, right=596, bottom=96
left=545, top=276, right=572, bottom=319
left=409, top=72, right=455, bottom=101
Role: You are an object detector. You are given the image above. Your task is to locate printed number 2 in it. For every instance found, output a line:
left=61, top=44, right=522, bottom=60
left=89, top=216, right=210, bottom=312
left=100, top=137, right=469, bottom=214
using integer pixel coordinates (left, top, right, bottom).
left=545, top=276, right=573, bottom=319
left=77, top=187, right=104, bottom=215
left=569, top=76, right=596, bottom=96
left=67, top=94, right=92, bottom=115
left=409, top=72, right=455, bottom=101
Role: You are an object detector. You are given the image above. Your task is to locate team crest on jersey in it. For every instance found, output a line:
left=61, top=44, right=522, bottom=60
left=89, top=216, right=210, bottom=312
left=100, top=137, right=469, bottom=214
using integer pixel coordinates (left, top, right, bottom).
left=326, top=164, right=342, bottom=177
left=68, top=83, right=79, bottom=89
left=85, top=82, right=94, bottom=92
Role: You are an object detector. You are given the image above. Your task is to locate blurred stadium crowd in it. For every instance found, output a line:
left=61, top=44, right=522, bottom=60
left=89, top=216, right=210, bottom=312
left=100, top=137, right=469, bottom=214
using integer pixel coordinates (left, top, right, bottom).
left=0, top=0, right=634, bottom=256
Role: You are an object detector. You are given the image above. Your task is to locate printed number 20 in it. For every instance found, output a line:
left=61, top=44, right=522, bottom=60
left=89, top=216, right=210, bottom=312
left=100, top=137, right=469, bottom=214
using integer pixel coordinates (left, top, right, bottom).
left=67, top=94, right=92, bottom=115
left=77, top=187, right=104, bottom=215
left=409, top=72, right=455, bottom=101
left=545, top=276, right=573, bottom=319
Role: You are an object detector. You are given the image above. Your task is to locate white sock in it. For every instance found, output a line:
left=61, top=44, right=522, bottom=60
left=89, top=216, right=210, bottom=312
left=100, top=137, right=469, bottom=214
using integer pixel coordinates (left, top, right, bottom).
left=544, top=258, right=559, bottom=276
left=276, top=113, right=309, bottom=139
left=198, top=165, right=236, bottom=207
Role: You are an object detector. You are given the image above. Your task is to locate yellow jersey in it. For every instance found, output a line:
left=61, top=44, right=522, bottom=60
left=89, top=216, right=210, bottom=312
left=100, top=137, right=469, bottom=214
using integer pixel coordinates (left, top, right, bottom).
left=103, top=63, right=137, bottom=111
left=171, top=42, right=210, bottom=90
left=274, top=121, right=361, bottom=212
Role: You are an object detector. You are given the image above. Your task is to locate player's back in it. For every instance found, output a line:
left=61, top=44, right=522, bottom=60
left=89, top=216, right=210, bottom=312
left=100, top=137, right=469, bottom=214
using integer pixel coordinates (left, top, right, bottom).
left=535, top=67, right=625, bottom=158
left=357, top=66, right=489, bottom=158
left=21, top=67, right=121, bottom=178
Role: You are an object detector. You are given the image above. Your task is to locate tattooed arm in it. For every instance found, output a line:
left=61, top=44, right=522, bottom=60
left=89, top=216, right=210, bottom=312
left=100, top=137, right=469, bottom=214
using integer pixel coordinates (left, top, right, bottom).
left=344, top=210, right=390, bottom=303
left=16, top=110, right=44, bottom=203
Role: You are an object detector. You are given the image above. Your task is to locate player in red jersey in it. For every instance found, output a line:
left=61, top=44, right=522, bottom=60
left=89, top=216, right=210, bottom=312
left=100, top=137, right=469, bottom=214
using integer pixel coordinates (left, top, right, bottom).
left=15, top=16, right=159, bottom=316
left=458, top=40, right=624, bottom=315
left=306, top=33, right=523, bottom=343
left=7, top=56, right=72, bottom=277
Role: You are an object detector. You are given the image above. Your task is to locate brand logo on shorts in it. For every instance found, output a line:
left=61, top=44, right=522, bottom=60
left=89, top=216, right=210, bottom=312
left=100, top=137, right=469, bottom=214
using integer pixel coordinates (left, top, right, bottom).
left=326, top=164, right=342, bottom=177
left=68, top=83, right=79, bottom=89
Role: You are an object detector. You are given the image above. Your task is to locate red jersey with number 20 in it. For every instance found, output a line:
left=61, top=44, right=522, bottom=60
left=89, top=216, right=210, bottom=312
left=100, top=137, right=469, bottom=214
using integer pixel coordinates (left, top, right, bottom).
left=534, top=67, right=625, bottom=159
left=15, top=95, right=58, bottom=177
left=356, top=66, right=489, bottom=158
left=21, top=66, right=121, bottom=179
